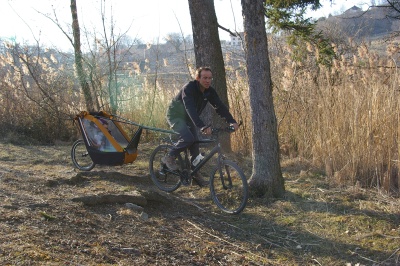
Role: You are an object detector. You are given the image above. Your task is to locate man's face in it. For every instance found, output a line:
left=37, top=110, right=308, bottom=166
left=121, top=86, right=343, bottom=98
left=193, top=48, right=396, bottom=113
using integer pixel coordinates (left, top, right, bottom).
left=196, top=70, right=213, bottom=89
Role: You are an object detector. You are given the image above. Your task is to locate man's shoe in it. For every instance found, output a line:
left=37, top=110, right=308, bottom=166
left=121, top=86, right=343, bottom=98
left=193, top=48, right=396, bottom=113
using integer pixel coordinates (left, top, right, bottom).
left=161, top=155, right=179, bottom=171
left=192, top=172, right=209, bottom=187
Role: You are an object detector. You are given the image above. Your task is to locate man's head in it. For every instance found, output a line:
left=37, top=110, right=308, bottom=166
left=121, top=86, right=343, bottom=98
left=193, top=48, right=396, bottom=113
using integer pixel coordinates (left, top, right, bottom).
left=195, top=67, right=213, bottom=90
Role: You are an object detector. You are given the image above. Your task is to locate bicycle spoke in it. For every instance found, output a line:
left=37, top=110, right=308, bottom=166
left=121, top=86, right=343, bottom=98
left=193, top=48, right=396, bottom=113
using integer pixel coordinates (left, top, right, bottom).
left=149, top=144, right=182, bottom=192
left=71, top=140, right=95, bottom=171
left=210, top=160, right=248, bottom=214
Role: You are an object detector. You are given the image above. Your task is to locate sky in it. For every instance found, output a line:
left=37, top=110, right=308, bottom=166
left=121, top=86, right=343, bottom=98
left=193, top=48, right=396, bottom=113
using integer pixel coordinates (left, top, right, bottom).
left=1, top=0, right=370, bottom=51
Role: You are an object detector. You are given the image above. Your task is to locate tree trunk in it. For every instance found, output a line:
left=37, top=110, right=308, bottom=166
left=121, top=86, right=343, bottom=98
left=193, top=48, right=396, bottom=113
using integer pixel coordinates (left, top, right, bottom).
left=188, top=0, right=232, bottom=150
left=241, top=0, right=285, bottom=197
left=70, top=0, right=94, bottom=111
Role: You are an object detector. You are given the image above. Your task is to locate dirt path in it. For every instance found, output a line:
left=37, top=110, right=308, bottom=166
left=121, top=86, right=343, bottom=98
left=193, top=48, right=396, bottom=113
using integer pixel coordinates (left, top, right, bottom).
left=0, top=142, right=399, bottom=265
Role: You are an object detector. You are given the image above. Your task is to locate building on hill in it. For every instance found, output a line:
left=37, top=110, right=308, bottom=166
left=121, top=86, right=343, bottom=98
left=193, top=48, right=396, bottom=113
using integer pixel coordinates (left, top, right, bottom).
left=344, top=5, right=362, bottom=15
left=316, top=4, right=400, bottom=42
left=226, top=33, right=244, bottom=48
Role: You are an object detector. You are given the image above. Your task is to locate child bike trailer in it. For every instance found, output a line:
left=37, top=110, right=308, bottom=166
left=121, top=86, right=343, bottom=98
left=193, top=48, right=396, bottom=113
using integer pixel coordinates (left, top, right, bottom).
left=72, top=111, right=142, bottom=170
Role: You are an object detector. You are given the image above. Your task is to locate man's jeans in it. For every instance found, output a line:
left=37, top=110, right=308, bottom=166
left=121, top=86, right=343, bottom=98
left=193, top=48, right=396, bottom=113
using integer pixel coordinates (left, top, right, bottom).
left=167, top=118, right=199, bottom=162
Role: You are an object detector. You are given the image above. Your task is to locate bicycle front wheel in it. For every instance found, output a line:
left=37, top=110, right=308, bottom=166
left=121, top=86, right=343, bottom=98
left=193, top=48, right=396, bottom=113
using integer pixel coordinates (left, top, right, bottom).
left=210, top=160, right=248, bottom=214
left=149, top=144, right=182, bottom=192
left=71, top=139, right=95, bottom=171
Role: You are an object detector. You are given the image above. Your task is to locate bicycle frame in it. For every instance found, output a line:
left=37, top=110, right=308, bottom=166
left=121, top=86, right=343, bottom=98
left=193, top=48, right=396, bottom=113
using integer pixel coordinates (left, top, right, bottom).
left=161, top=125, right=240, bottom=185
left=186, top=143, right=223, bottom=177
left=161, top=139, right=223, bottom=182
left=180, top=141, right=234, bottom=190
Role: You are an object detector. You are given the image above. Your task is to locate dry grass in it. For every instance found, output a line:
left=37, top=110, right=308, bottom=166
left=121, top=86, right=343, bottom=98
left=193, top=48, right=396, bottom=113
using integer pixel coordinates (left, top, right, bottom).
left=269, top=37, right=400, bottom=192
left=125, top=36, right=400, bottom=193
left=0, top=141, right=399, bottom=265
left=2, top=35, right=400, bottom=193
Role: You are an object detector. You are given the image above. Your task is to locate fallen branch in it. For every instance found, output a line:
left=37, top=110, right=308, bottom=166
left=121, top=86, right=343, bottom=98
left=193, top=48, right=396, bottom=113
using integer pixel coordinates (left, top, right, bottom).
left=380, top=247, right=400, bottom=265
left=72, top=193, right=147, bottom=206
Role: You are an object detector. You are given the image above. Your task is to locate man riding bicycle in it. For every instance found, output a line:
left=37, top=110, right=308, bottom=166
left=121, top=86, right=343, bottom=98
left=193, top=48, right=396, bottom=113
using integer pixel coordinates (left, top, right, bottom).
left=162, top=66, right=239, bottom=187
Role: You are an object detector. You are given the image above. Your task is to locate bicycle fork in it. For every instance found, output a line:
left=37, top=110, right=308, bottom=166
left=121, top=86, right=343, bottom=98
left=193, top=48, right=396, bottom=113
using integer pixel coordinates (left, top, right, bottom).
left=217, top=157, right=233, bottom=190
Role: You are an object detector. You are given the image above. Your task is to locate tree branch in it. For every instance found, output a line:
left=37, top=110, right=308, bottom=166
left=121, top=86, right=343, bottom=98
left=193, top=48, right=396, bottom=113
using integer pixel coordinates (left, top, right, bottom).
left=218, top=24, right=238, bottom=36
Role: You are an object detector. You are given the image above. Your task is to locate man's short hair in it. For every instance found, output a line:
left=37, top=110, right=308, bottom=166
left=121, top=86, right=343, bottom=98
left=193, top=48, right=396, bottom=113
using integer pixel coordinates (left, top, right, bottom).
left=195, top=67, right=212, bottom=79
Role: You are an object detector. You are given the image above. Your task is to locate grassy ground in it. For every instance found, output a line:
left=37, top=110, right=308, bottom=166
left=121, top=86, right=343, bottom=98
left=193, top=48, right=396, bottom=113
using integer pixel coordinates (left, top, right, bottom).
left=0, top=141, right=399, bottom=265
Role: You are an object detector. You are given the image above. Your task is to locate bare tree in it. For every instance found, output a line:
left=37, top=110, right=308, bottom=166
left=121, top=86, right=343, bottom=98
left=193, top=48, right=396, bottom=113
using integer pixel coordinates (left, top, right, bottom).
left=241, top=0, right=285, bottom=197
left=188, top=0, right=232, bottom=149
left=0, top=43, right=80, bottom=141
left=164, top=33, right=184, bottom=53
left=70, top=0, right=94, bottom=111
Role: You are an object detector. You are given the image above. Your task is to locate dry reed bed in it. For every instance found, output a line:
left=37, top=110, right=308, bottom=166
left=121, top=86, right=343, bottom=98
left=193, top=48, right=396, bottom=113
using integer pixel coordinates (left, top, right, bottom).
left=1, top=37, right=400, bottom=192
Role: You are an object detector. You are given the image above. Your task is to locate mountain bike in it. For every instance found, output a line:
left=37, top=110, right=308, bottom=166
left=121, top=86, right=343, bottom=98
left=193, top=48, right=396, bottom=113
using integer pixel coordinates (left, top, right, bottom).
left=149, top=125, right=248, bottom=214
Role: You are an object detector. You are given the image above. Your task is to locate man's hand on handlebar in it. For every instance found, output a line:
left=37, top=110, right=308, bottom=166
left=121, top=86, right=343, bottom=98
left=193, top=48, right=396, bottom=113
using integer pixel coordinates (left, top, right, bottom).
left=201, top=122, right=240, bottom=135
left=231, top=123, right=239, bottom=131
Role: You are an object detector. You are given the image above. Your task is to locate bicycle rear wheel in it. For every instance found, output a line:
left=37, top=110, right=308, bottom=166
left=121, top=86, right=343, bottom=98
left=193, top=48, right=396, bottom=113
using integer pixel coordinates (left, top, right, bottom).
left=210, top=160, right=248, bottom=214
left=149, top=144, right=182, bottom=192
left=71, top=139, right=95, bottom=171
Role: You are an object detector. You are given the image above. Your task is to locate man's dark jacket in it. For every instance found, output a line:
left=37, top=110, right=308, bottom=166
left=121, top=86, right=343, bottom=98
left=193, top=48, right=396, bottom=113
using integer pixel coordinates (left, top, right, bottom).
left=166, top=80, right=236, bottom=129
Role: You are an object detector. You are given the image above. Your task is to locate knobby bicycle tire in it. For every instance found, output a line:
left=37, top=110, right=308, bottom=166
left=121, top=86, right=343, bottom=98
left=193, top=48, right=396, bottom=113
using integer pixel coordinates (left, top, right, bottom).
left=210, top=160, right=248, bottom=214
left=71, top=139, right=95, bottom=171
left=149, top=144, right=182, bottom=192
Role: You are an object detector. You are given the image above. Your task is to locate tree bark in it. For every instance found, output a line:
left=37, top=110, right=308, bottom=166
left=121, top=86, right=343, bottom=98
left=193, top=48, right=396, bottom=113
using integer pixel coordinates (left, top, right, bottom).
left=241, top=0, right=285, bottom=197
left=70, top=0, right=94, bottom=111
left=188, top=0, right=232, bottom=150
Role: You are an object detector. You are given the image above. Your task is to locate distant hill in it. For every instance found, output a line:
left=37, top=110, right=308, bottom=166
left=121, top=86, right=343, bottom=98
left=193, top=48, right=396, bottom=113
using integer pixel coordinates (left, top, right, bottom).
left=316, top=5, right=400, bottom=40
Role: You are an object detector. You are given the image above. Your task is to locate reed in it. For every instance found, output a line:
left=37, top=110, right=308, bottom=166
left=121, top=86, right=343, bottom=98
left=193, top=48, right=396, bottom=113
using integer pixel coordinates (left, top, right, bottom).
left=1, top=37, right=398, bottom=192
left=271, top=37, right=400, bottom=192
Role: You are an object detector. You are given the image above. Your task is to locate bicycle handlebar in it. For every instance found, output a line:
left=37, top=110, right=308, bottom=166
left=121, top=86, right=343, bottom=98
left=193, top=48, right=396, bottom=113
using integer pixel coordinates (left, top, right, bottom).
left=211, top=121, right=242, bottom=134
left=212, top=126, right=234, bottom=134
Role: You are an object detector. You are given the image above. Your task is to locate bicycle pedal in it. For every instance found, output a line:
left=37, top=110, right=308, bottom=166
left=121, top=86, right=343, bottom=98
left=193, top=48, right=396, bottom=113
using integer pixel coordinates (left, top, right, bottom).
left=180, top=177, right=191, bottom=186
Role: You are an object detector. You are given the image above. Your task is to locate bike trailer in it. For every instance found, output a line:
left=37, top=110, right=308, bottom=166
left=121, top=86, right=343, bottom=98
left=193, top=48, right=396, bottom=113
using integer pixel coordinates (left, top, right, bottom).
left=74, top=111, right=142, bottom=165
